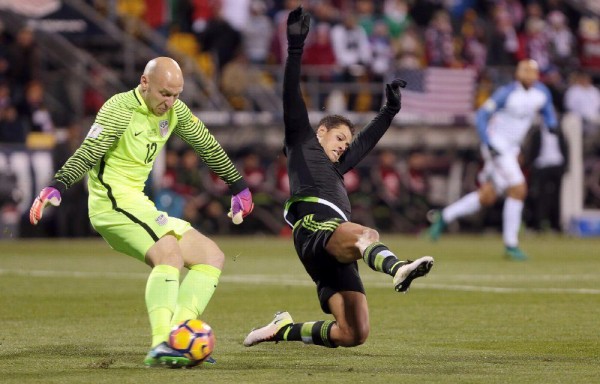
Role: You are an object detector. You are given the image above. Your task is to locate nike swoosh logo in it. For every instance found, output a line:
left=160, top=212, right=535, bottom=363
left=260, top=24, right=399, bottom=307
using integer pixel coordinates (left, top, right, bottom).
left=134, top=131, right=143, bottom=136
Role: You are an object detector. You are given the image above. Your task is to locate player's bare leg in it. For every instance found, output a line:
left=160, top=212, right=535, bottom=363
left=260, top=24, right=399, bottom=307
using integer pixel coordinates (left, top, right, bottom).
left=243, top=291, right=368, bottom=348
left=327, top=291, right=370, bottom=347
left=327, top=223, right=433, bottom=292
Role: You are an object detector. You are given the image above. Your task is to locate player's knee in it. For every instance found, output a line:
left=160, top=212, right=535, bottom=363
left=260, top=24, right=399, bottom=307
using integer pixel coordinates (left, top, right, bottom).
left=336, top=323, right=369, bottom=347
left=507, top=184, right=527, bottom=200
left=362, top=228, right=380, bottom=243
left=352, top=323, right=370, bottom=346
left=356, top=227, right=379, bottom=247
left=478, top=185, right=497, bottom=206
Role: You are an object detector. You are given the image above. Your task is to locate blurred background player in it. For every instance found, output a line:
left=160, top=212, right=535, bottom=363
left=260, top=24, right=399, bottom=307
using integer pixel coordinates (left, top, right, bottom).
left=243, top=7, right=433, bottom=350
left=428, top=59, right=558, bottom=260
left=29, top=57, right=254, bottom=367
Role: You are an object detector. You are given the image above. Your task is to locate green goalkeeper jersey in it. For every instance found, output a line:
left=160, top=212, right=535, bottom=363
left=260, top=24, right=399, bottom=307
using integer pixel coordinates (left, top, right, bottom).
left=53, top=88, right=244, bottom=216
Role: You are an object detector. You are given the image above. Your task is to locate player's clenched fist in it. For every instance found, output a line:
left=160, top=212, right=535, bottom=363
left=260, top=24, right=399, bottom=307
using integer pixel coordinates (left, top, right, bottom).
left=287, top=6, right=310, bottom=49
left=384, top=78, right=407, bottom=113
left=228, top=187, right=254, bottom=225
left=30, top=186, right=62, bottom=225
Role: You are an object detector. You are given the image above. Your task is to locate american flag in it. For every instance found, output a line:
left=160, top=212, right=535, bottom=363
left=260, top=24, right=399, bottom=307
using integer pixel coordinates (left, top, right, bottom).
left=396, top=68, right=477, bottom=116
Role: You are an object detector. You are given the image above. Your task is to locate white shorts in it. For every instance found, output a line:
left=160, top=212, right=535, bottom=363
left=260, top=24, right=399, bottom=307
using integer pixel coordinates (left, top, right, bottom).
left=478, top=145, right=525, bottom=193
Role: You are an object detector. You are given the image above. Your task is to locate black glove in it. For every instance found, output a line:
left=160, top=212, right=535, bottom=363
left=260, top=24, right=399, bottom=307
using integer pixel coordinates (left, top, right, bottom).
left=384, top=79, right=406, bottom=113
left=287, top=6, right=310, bottom=50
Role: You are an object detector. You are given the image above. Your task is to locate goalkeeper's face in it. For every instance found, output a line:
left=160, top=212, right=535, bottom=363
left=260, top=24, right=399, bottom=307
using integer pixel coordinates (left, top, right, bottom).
left=140, top=57, right=184, bottom=116
left=316, top=125, right=352, bottom=163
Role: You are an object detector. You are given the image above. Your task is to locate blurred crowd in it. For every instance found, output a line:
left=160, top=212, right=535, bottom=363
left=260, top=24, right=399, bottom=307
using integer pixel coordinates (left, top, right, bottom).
left=114, top=0, right=600, bottom=111
left=2, top=0, right=600, bottom=237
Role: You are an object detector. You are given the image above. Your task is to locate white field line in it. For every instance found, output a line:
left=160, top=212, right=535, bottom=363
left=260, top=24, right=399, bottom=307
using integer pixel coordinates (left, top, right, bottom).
left=1, top=268, right=600, bottom=295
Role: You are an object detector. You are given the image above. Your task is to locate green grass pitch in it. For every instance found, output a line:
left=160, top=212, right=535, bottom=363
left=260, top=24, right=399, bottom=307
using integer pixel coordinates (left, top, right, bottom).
left=1, top=234, right=599, bottom=383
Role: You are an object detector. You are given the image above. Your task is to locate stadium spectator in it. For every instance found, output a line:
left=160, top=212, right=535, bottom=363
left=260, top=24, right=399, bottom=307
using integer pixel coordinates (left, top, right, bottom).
left=7, top=26, right=40, bottom=100
left=242, top=0, right=274, bottom=65
left=523, top=123, right=568, bottom=232
left=370, top=148, right=407, bottom=231
left=196, top=4, right=242, bottom=69
left=143, top=0, right=169, bottom=37
left=238, top=150, right=283, bottom=234
left=189, top=0, right=215, bottom=33
left=330, top=12, right=372, bottom=111
left=546, top=10, right=578, bottom=72
left=220, top=51, right=266, bottom=110
left=486, top=6, right=519, bottom=67
left=383, top=0, right=412, bottom=39
left=424, top=10, right=455, bottom=67
left=458, top=9, right=487, bottom=74
left=355, top=0, right=377, bottom=37
left=428, top=59, right=558, bottom=260
left=0, top=105, right=27, bottom=144
left=393, top=24, right=426, bottom=69
left=517, top=17, right=552, bottom=73
left=577, top=16, right=600, bottom=70
left=564, top=71, right=600, bottom=153
left=220, top=0, right=252, bottom=32
left=84, top=67, right=108, bottom=116
left=29, top=57, right=254, bottom=368
left=244, top=7, right=433, bottom=351
left=17, top=80, right=54, bottom=134
left=302, top=22, right=336, bottom=110
left=52, top=120, right=93, bottom=237
left=369, top=21, right=394, bottom=110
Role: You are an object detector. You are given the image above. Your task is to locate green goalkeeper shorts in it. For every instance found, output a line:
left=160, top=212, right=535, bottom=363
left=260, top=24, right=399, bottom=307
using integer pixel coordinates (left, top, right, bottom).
left=90, top=203, right=192, bottom=262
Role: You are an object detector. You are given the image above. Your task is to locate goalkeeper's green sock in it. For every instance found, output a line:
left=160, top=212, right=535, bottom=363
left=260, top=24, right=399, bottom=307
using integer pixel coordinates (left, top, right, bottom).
left=276, top=320, right=337, bottom=348
left=362, top=242, right=405, bottom=277
left=171, top=264, right=221, bottom=326
left=145, top=264, right=180, bottom=347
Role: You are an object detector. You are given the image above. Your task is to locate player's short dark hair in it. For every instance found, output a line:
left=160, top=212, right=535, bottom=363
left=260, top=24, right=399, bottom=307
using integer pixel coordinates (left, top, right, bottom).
left=318, top=114, right=355, bottom=135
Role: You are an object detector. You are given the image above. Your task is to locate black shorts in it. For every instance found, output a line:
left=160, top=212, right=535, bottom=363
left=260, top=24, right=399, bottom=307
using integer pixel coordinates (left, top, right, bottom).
left=293, top=214, right=365, bottom=314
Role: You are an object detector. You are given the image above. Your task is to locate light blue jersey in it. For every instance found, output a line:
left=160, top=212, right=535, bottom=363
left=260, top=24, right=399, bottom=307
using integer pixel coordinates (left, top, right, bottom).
left=476, top=81, right=557, bottom=152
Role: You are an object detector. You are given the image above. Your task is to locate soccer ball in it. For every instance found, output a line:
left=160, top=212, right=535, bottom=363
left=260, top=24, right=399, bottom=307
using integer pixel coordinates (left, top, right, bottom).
left=169, top=319, right=215, bottom=363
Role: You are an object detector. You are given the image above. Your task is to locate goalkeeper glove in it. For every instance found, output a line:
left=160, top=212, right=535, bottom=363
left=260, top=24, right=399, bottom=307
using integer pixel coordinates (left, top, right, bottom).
left=30, top=186, right=62, bottom=225
left=227, top=187, right=254, bottom=225
left=384, top=79, right=406, bottom=114
left=287, top=6, right=310, bottom=50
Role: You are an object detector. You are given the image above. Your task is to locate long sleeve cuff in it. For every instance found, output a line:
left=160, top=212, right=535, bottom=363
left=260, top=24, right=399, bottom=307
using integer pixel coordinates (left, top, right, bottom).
left=228, top=179, right=248, bottom=195
left=49, top=180, right=68, bottom=194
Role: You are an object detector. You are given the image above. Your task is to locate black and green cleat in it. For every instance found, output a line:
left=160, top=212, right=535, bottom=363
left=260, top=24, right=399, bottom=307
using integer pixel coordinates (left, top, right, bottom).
left=144, top=342, right=194, bottom=368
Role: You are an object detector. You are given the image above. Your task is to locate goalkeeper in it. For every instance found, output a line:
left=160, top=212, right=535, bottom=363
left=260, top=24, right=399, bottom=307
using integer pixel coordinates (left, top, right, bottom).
left=243, top=7, right=433, bottom=349
left=30, top=57, right=254, bottom=367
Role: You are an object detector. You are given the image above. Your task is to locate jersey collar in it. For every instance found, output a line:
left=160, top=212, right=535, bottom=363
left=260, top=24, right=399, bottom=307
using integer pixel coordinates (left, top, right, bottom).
left=133, top=87, right=151, bottom=114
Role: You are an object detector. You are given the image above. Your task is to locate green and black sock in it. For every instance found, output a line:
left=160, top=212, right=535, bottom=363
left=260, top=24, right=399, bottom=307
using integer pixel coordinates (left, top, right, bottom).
left=275, top=320, right=337, bottom=348
left=362, top=242, right=405, bottom=277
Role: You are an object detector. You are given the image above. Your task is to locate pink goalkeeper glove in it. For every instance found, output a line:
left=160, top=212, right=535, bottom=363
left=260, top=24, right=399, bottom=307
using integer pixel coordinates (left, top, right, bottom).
left=227, top=187, right=254, bottom=225
left=30, top=187, right=62, bottom=225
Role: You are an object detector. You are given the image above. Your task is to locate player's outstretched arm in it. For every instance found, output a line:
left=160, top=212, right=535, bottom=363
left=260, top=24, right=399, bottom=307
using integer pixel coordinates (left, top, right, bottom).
left=283, top=6, right=311, bottom=143
left=29, top=186, right=62, bottom=225
left=338, top=79, right=406, bottom=172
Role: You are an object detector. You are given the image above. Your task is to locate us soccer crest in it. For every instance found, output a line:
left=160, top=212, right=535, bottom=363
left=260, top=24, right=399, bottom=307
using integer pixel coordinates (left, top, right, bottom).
left=158, top=120, right=169, bottom=137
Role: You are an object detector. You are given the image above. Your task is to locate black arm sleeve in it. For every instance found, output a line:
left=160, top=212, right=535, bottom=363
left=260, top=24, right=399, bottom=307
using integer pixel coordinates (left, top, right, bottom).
left=337, top=107, right=397, bottom=173
left=283, top=48, right=312, bottom=145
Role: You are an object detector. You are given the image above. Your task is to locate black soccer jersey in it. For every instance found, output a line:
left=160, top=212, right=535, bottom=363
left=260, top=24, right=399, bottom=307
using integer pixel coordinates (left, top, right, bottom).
left=282, top=49, right=398, bottom=227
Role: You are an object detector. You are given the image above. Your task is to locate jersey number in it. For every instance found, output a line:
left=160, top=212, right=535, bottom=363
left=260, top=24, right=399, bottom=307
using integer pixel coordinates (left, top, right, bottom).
left=145, top=143, right=157, bottom=164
